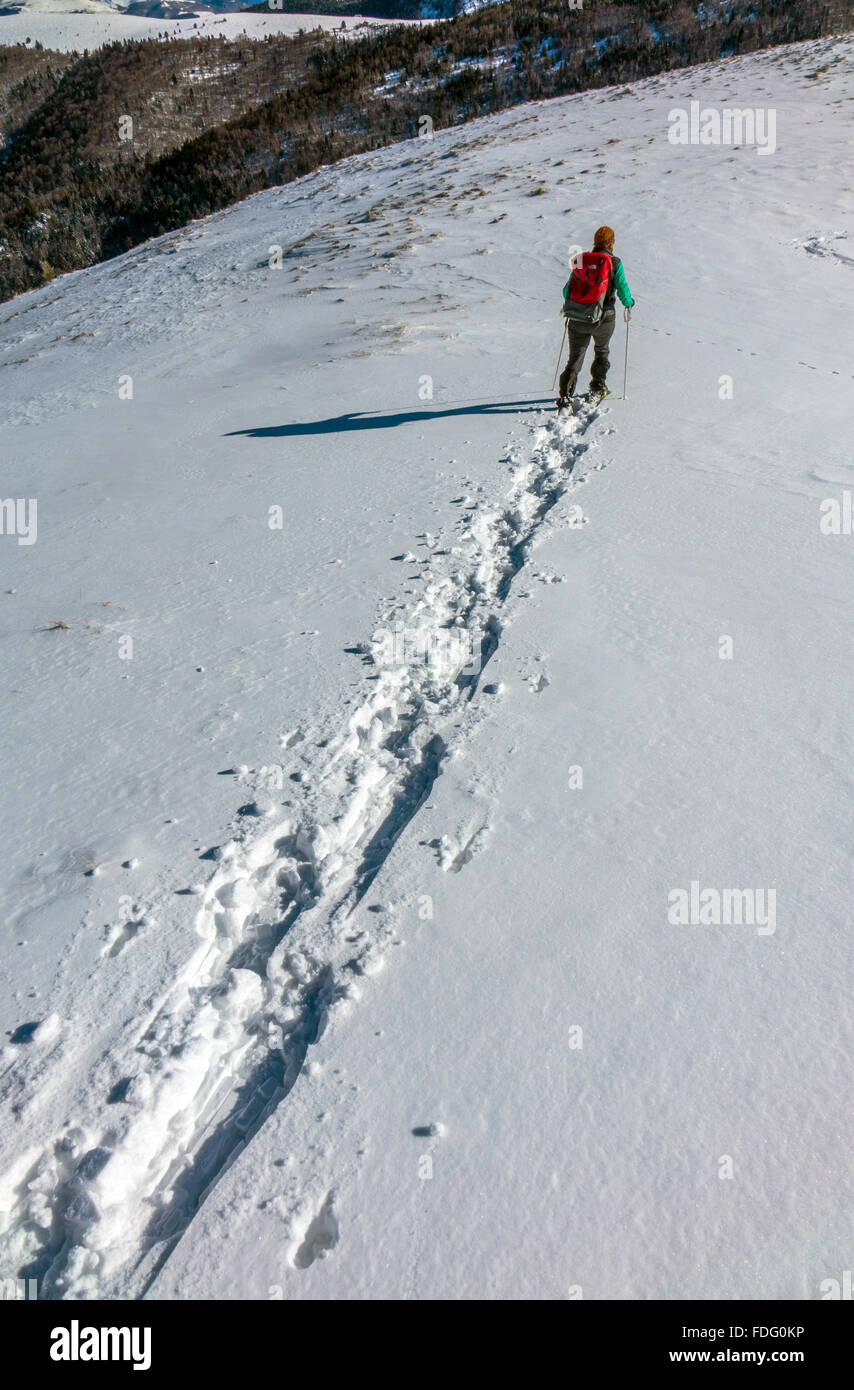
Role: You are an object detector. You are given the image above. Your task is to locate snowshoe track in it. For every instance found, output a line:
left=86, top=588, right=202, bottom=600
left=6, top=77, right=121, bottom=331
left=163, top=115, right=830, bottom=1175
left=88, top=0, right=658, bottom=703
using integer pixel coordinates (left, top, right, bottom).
left=0, top=399, right=608, bottom=1298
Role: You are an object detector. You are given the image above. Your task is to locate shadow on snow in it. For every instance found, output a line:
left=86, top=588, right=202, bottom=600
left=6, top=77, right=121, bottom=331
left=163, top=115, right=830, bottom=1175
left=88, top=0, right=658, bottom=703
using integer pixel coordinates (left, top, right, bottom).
left=225, top=397, right=553, bottom=439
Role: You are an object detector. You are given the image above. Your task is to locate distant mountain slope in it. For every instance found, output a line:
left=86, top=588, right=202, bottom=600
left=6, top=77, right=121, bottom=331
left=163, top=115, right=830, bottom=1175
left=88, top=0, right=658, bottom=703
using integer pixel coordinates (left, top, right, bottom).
left=0, top=0, right=237, bottom=13
left=0, top=0, right=436, bottom=13
left=1, top=0, right=852, bottom=301
left=242, top=1, right=479, bottom=17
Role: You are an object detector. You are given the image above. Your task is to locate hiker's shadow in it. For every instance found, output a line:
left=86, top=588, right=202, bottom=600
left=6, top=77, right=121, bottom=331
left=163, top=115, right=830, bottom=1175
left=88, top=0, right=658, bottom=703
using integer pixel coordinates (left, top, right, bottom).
left=225, top=398, right=552, bottom=439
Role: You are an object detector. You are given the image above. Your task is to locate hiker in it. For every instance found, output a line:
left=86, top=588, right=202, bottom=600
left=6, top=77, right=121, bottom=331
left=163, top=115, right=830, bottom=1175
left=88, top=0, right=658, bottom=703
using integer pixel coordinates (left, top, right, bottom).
left=558, top=226, right=634, bottom=409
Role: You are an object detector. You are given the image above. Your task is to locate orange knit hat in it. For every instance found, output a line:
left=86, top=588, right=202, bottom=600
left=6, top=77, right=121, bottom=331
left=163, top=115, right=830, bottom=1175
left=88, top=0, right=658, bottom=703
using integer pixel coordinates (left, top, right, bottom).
left=593, top=225, right=615, bottom=250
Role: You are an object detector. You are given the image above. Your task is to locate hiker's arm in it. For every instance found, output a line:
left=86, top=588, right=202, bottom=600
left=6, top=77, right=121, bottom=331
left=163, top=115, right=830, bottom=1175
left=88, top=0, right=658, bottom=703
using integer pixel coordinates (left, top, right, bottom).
left=562, top=279, right=570, bottom=300
left=615, top=261, right=634, bottom=307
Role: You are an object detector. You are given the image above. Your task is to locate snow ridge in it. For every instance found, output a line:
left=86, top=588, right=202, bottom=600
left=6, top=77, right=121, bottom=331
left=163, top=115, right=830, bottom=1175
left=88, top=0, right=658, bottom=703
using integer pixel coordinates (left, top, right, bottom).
left=0, top=395, right=610, bottom=1299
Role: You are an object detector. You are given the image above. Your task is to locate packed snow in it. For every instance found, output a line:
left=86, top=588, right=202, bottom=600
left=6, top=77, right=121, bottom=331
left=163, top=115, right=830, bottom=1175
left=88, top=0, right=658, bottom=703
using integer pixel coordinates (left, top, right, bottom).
left=0, top=34, right=852, bottom=1300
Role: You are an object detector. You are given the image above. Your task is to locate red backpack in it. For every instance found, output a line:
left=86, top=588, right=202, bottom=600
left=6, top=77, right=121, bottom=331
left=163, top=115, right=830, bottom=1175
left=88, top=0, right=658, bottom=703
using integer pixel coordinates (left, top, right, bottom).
left=564, top=251, right=613, bottom=326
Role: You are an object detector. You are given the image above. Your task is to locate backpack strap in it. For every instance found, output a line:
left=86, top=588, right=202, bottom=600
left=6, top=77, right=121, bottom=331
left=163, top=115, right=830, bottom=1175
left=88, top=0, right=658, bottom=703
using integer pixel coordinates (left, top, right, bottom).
left=603, top=254, right=620, bottom=308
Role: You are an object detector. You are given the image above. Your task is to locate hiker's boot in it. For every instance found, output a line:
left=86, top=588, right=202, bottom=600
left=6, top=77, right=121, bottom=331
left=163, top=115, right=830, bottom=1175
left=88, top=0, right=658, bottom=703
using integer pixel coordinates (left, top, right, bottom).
left=559, top=368, right=577, bottom=402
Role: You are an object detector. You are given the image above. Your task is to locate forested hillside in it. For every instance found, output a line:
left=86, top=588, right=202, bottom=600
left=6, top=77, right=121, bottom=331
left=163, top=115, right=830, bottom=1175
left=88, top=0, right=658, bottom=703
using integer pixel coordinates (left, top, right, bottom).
left=1, top=0, right=851, bottom=300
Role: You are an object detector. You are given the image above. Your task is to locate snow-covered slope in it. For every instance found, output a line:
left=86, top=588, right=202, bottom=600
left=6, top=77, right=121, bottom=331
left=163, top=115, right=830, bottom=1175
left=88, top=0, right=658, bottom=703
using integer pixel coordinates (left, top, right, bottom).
left=0, top=10, right=404, bottom=49
left=0, top=35, right=852, bottom=1301
left=0, top=0, right=118, bottom=12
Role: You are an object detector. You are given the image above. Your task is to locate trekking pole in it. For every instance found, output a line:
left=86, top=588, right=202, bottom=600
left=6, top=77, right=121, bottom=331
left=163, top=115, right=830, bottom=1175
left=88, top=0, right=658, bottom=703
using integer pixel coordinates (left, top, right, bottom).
left=622, top=305, right=631, bottom=400
left=552, top=318, right=567, bottom=393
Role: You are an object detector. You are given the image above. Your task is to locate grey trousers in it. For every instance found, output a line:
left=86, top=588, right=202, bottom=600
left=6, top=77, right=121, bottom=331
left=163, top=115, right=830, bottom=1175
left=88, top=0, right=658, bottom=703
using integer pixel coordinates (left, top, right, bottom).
left=559, top=313, right=616, bottom=397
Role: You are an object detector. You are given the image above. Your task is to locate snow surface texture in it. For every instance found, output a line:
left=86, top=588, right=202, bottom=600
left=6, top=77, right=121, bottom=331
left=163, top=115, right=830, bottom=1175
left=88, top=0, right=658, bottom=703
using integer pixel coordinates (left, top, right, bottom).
left=1, top=36, right=852, bottom=1300
left=0, top=10, right=409, bottom=50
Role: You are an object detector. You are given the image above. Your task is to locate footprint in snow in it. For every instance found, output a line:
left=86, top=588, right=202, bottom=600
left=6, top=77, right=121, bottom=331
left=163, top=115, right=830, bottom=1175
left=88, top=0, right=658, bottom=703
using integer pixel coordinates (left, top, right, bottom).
left=103, top=915, right=147, bottom=959
left=291, top=1192, right=340, bottom=1269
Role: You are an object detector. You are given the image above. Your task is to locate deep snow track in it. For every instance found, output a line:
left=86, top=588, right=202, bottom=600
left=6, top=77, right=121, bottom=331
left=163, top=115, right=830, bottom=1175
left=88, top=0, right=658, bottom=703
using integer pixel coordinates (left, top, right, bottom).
left=0, top=398, right=610, bottom=1299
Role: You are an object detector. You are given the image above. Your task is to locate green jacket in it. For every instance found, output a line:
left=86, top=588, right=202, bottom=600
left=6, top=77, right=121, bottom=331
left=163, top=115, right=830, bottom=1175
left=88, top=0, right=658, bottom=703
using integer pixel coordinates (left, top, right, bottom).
left=563, top=254, right=633, bottom=311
